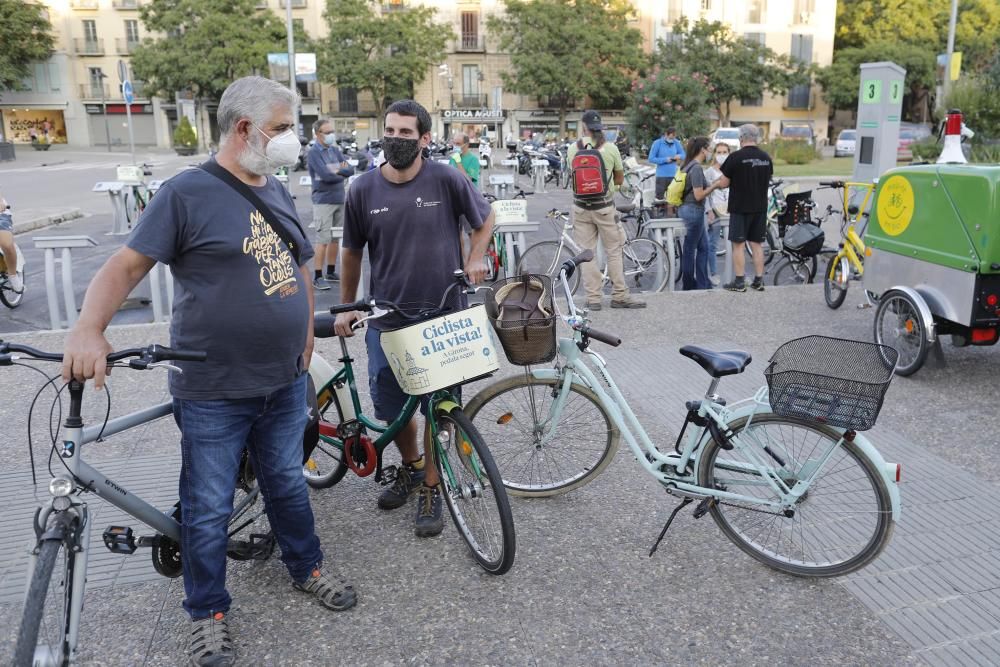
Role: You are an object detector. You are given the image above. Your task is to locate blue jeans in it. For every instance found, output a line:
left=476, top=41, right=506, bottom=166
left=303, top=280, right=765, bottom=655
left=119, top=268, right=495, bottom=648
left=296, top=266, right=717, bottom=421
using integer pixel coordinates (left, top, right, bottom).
left=679, top=203, right=711, bottom=290
left=173, top=373, right=322, bottom=619
left=707, top=219, right=721, bottom=276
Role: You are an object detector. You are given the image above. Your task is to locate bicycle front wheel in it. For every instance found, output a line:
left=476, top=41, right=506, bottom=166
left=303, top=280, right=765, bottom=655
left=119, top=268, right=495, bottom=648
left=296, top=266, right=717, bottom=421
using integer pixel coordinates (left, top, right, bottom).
left=697, top=413, right=893, bottom=577
left=0, top=270, right=24, bottom=308
left=823, top=254, right=850, bottom=309
left=617, top=238, right=670, bottom=293
left=465, top=374, right=619, bottom=496
left=771, top=257, right=815, bottom=286
left=433, top=405, right=515, bottom=574
left=517, top=240, right=580, bottom=295
left=14, top=522, right=79, bottom=667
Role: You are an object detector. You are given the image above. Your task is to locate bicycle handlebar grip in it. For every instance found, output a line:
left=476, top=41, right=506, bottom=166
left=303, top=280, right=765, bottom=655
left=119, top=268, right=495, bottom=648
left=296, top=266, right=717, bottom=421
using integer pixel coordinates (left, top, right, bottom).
left=819, top=180, right=845, bottom=188
left=164, top=349, right=208, bottom=363
left=0, top=353, right=12, bottom=366
left=583, top=326, right=622, bottom=347
left=560, top=249, right=595, bottom=279
left=329, top=299, right=372, bottom=315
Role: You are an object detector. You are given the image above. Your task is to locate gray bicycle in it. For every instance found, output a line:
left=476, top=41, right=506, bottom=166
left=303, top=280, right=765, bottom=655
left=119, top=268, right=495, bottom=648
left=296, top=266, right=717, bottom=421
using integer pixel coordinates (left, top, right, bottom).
left=3, top=342, right=273, bottom=667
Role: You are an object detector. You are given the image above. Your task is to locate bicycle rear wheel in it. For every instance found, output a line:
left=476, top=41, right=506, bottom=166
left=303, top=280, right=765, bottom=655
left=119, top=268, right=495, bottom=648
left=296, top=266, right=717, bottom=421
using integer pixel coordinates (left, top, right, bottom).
left=614, top=238, right=670, bottom=293
left=823, top=254, right=849, bottom=309
left=0, top=270, right=24, bottom=308
left=517, top=240, right=581, bottom=295
left=464, top=374, right=619, bottom=496
left=771, top=256, right=815, bottom=286
left=14, top=514, right=80, bottom=667
left=697, top=413, right=893, bottom=577
left=433, top=405, right=515, bottom=574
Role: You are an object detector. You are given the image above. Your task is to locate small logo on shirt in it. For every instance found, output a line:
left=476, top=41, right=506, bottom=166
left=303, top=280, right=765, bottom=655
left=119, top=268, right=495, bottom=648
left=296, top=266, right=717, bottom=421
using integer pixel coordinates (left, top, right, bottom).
left=370, top=206, right=389, bottom=215
left=416, top=197, right=441, bottom=208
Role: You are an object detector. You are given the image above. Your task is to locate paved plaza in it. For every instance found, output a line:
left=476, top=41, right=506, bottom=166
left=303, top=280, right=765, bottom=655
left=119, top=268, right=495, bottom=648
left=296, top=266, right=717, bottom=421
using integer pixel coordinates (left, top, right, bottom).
left=1, top=146, right=999, bottom=665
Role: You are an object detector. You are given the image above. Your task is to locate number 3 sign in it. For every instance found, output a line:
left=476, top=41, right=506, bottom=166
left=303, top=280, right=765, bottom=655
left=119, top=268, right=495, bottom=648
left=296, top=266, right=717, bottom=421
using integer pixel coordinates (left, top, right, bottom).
left=862, top=79, right=882, bottom=104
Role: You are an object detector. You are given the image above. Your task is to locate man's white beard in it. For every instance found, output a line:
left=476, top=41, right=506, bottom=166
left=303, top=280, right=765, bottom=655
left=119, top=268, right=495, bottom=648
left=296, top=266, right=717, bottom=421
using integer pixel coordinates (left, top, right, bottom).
left=237, top=133, right=270, bottom=176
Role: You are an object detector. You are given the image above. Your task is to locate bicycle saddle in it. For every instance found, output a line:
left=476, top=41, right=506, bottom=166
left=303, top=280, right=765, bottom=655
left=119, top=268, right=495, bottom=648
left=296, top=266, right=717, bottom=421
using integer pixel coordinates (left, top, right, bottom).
left=679, top=345, right=752, bottom=377
left=616, top=202, right=636, bottom=214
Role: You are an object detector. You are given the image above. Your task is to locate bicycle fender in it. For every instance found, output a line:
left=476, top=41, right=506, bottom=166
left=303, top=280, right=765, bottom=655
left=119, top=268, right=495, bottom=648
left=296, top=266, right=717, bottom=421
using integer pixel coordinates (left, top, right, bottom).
left=849, top=431, right=901, bottom=522
left=885, top=286, right=936, bottom=342
left=308, top=353, right=337, bottom=391
left=435, top=400, right=461, bottom=415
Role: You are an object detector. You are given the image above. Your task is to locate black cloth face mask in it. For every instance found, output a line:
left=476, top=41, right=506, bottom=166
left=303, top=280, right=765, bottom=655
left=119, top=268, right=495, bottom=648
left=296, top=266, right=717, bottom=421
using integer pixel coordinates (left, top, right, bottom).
left=382, top=136, right=421, bottom=169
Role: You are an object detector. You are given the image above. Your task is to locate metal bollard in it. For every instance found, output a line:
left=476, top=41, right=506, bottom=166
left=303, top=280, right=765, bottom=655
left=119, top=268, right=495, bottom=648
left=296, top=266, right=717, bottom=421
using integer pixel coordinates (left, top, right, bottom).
left=93, top=181, right=129, bottom=235
left=531, top=159, right=548, bottom=194
left=148, top=262, right=175, bottom=323
left=33, top=235, right=99, bottom=330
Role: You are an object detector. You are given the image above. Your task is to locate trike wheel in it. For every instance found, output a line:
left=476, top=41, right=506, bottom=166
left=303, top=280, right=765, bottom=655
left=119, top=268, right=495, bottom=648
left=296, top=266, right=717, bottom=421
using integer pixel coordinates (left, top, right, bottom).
left=697, top=413, right=894, bottom=577
left=433, top=406, right=516, bottom=574
left=464, top=374, right=619, bottom=496
left=874, top=290, right=930, bottom=376
left=823, top=254, right=849, bottom=309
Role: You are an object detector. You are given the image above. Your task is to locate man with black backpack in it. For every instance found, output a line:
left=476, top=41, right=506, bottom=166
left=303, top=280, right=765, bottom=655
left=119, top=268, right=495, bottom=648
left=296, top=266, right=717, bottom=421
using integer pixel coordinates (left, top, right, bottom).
left=567, top=110, right=645, bottom=310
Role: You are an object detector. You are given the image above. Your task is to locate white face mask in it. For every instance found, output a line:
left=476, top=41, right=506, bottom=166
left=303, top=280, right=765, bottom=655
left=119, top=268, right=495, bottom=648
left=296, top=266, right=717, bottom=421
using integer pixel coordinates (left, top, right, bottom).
left=251, top=124, right=301, bottom=170
left=716, top=153, right=728, bottom=165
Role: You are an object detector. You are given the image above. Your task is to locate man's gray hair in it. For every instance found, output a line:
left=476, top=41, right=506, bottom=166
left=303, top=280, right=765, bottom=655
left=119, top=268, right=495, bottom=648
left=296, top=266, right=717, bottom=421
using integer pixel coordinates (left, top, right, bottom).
left=312, top=118, right=332, bottom=136
left=738, top=123, right=761, bottom=143
left=217, top=76, right=300, bottom=142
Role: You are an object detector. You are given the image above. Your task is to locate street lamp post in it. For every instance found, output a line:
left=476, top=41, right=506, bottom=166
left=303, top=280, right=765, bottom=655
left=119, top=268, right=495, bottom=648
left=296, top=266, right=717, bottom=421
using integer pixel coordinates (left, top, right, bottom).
left=942, top=0, right=958, bottom=107
left=98, top=72, right=111, bottom=152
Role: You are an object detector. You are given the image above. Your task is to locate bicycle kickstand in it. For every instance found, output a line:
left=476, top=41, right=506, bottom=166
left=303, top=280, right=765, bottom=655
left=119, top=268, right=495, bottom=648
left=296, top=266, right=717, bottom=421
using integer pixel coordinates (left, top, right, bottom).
left=648, top=497, right=692, bottom=557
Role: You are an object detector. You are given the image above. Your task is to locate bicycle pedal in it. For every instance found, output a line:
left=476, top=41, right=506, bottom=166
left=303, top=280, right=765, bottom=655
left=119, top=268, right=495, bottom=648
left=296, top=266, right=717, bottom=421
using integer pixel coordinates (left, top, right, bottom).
left=102, top=525, right=137, bottom=554
left=693, top=497, right=716, bottom=519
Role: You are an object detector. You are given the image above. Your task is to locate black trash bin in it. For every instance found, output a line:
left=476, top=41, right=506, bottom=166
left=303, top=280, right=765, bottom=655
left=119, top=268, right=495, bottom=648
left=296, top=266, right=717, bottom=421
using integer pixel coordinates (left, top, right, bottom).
left=0, top=142, right=15, bottom=162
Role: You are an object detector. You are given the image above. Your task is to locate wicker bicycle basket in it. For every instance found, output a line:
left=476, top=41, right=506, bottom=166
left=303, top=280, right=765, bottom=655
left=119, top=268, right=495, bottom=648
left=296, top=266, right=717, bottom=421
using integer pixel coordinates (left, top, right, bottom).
left=484, top=273, right=557, bottom=366
left=764, top=335, right=898, bottom=431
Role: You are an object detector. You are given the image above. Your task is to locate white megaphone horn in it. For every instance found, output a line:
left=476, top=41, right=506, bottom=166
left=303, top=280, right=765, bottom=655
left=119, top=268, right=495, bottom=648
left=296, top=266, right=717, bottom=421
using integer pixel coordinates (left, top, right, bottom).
left=937, top=109, right=968, bottom=164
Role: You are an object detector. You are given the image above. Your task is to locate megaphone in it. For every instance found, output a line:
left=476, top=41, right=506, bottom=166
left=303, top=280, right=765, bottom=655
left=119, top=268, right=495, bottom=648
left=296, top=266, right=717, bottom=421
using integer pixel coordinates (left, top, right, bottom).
left=937, top=108, right=968, bottom=164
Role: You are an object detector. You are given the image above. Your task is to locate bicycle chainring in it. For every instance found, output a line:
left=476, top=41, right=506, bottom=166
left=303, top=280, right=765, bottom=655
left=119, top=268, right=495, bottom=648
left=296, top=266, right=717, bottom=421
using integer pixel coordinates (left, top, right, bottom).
left=151, top=502, right=183, bottom=578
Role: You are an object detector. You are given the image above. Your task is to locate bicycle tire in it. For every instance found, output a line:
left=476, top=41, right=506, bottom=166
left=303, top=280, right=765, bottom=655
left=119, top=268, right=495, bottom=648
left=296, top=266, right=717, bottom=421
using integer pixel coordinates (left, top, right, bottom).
left=874, top=290, right=930, bottom=376
left=464, top=374, right=619, bottom=497
left=823, top=254, right=849, bottom=309
left=0, top=270, right=24, bottom=308
left=434, top=405, right=516, bottom=574
left=14, top=525, right=76, bottom=666
left=615, top=238, right=670, bottom=293
left=517, top=240, right=581, bottom=295
left=697, top=413, right=894, bottom=577
left=303, top=387, right=350, bottom=489
left=771, top=257, right=814, bottom=286
left=673, top=237, right=683, bottom=284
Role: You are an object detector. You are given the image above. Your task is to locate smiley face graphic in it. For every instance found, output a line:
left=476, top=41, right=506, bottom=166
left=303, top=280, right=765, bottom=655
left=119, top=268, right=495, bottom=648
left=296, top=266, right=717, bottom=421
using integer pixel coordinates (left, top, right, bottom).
left=876, top=175, right=915, bottom=237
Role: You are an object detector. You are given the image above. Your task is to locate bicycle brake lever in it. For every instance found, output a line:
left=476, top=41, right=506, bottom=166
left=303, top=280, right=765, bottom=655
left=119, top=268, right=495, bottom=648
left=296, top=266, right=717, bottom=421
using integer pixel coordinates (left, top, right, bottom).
left=148, top=361, right=183, bottom=374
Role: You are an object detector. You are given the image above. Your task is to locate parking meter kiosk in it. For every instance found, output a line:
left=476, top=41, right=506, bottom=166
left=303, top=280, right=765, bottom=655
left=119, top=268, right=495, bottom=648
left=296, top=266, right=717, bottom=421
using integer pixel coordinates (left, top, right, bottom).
left=852, top=62, right=906, bottom=185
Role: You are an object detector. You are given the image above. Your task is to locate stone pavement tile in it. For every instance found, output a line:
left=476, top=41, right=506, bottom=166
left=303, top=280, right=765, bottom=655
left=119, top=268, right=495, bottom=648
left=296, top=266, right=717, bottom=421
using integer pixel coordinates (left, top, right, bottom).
left=879, top=595, right=1000, bottom=650
left=843, top=567, right=962, bottom=612
left=926, top=552, right=1000, bottom=595
left=919, top=639, right=1000, bottom=667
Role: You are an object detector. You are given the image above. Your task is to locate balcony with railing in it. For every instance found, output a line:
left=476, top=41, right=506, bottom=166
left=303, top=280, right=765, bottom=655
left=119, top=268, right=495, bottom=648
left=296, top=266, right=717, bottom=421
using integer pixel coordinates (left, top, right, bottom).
left=70, top=0, right=99, bottom=9
left=80, top=83, right=110, bottom=99
left=452, top=93, right=488, bottom=108
left=455, top=34, right=485, bottom=52
left=116, top=38, right=141, bottom=54
left=74, top=38, right=105, bottom=55
left=112, top=0, right=141, bottom=9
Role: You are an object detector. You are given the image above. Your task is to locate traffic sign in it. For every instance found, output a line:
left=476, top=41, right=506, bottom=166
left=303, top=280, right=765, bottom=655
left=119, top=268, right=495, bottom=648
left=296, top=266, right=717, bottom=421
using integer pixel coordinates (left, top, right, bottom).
left=117, top=59, right=129, bottom=83
left=122, top=81, right=134, bottom=104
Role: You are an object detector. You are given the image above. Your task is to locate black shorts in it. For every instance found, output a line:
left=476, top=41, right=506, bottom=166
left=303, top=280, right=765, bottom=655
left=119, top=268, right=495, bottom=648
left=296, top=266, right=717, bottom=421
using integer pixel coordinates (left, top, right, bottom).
left=728, top=212, right=767, bottom=244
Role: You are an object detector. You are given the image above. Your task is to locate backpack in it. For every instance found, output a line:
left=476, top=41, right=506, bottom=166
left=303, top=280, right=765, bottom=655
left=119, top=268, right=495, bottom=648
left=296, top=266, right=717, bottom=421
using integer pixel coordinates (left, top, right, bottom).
left=571, top=140, right=610, bottom=203
left=665, top=163, right=692, bottom=206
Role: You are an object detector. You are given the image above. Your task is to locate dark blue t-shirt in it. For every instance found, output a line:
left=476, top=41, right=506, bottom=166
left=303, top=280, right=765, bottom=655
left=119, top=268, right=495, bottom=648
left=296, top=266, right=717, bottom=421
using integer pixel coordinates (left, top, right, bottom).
left=343, top=160, right=492, bottom=330
left=127, top=163, right=315, bottom=399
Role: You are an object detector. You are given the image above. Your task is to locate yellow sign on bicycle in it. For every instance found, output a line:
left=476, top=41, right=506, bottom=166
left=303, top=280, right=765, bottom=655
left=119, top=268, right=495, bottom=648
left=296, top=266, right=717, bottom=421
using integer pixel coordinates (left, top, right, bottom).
left=876, top=175, right=914, bottom=236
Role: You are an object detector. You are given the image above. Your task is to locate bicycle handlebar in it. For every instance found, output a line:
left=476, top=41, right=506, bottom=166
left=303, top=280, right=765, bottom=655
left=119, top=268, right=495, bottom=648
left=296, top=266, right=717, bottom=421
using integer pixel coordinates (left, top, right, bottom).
left=560, top=249, right=594, bottom=280
left=581, top=325, right=621, bottom=347
left=818, top=180, right=845, bottom=188
left=329, top=270, right=474, bottom=325
left=0, top=342, right=207, bottom=366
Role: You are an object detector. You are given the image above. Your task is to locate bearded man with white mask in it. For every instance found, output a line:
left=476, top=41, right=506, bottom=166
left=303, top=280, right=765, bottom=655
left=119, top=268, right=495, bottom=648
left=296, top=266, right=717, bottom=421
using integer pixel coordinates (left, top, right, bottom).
left=61, top=76, right=356, bottom=667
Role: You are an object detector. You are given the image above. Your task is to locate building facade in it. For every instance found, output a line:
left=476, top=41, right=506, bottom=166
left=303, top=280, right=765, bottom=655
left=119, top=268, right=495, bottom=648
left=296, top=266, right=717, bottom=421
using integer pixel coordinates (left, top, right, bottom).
left=2, top=0, right=835, bottom=149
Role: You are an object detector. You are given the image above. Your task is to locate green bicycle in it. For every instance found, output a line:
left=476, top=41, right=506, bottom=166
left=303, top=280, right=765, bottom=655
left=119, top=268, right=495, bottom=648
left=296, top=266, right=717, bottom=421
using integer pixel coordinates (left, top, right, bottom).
left=303, top=273, right=516, bottom=574
left=467, top=251, right=901, bottom=577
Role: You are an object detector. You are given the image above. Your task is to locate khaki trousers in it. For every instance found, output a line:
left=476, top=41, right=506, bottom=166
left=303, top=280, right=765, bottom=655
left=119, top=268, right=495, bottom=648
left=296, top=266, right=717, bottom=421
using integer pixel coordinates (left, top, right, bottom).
left=572, top=204, right=628, bottom=301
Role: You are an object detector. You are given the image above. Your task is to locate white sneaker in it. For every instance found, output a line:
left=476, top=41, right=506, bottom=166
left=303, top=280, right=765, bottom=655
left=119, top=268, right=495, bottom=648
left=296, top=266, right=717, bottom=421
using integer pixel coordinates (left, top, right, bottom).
left=710, top=274, right=721, bottom=286
left=8, top=272, right=23, bottom=293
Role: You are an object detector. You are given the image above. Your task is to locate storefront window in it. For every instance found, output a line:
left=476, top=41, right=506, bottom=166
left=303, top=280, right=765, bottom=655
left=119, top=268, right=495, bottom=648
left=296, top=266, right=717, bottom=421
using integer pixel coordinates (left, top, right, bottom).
left=3, top=109, right=68, bottom=143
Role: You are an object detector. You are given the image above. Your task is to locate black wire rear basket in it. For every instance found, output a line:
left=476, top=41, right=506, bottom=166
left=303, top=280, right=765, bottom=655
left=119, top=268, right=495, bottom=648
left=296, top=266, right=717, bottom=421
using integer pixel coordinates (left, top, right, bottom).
left=765, top=335, right=898, bottom=431
left=484, top=273, right=557, bottom=366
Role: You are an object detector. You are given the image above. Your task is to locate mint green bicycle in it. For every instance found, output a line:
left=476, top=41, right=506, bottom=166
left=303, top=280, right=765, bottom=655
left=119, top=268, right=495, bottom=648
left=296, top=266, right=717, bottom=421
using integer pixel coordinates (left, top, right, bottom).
left=467, top=251, right=902, bottom=577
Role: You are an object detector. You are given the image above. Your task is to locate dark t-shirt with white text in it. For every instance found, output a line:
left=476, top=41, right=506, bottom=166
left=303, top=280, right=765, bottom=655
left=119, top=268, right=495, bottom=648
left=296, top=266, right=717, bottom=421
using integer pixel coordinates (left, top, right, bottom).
left=720, top=145, right=773, bottom=213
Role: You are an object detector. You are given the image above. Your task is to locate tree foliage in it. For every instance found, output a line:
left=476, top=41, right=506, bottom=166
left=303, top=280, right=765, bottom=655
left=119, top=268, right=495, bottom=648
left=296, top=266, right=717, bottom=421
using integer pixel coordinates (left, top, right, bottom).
left=487, top=0, right=644, bottom=135
left=317, top=0, right=450, bottom=131
left=173, top=115, right=197, bottom=147
left=944, top=77, right=1000, bottom=140
left=626, top=65, right=711, bottom=147
left=815, top=41, right=936, bottom=121
left=131, top=0, right=292, bottom=102
left=654, top=19, right=809, bottom=127
left=0, top=0, right=55, bottom=98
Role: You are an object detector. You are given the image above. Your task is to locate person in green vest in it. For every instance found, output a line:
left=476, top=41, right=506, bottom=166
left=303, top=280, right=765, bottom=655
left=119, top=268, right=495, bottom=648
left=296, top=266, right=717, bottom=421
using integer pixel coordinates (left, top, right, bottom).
left=449, top=132, right=481, bottom=186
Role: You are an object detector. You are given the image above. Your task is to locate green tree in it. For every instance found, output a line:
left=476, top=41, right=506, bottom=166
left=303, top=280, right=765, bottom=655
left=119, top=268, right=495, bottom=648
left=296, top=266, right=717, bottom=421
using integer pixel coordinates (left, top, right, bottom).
left=317, top=0, right=450, bottom=133
left=654, top=19, right=809, bottom=127
left=626, top=64, right=712, bottom=148
left=815, top=41, right=936, bottom=121
left=131, top=0, right=291, bottom=104
left=0, top=0, right=55, bottom=99
left=172, top=115, right=197, bottom=147
left=487, top=0, right=645, bottom=136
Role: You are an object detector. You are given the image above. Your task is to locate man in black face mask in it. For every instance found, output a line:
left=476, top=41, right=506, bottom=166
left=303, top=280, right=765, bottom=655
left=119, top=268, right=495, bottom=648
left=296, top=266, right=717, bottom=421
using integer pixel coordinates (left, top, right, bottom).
left=335, top=100, right=495, bottom=538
